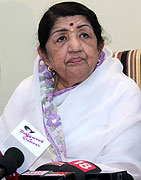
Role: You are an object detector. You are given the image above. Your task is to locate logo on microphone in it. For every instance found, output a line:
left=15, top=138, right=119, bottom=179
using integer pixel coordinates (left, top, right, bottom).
left=69, top=160, right=96, bottom=172
left=24, top=126, right=35, bottom=133
left=20, top=128, right=44, bottom=148
left=11, top=120, right=51, bottom=157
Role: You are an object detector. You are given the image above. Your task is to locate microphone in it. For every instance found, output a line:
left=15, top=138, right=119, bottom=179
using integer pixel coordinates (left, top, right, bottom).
left=36, top=160, right=101, bottom=180
left=19, top=171, right=75, bottom=179
left=35, top=162, right=67, bottom=172
left=58, top=160, right=101, bottom=180
left=1, top=120, right=51, bottom=174
left=0, top=147, right=24, bottom=179
left=19, top=160, right=100, bottom=179
left=19, top=160, right=134, bottom=180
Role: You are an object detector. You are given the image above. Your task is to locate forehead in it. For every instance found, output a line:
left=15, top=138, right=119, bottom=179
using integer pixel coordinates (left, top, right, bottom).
left=51, top=15, right=92, bottom=31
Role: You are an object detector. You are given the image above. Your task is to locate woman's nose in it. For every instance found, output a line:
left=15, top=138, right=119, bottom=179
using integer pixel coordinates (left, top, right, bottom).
left=68, top=37, right=82, bottom=52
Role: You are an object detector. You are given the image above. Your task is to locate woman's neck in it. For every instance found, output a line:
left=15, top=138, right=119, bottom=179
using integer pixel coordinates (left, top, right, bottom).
left=54, top=75, right=80, bottom=93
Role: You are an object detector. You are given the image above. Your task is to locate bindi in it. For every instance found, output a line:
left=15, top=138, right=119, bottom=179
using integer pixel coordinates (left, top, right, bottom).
left=70, top=23, right=74, bottom=26
left=70, top=22, right=74, bottom=32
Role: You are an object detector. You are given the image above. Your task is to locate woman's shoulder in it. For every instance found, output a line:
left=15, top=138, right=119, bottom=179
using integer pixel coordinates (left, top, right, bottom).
left=5, top=75, right=35, bottom=108
left=16, top=75, right=33, bottom=90
left=117, top=74, right=141, bottom=95
left=14, top=75, right=35, bottom=96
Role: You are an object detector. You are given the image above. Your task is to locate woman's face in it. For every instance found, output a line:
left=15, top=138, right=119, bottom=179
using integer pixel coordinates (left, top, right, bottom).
left=39, top=15, right=102, bottom=89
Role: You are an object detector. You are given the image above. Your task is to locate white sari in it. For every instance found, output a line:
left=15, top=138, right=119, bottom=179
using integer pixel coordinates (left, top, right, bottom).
left=0, top=47, right=141, bottom=179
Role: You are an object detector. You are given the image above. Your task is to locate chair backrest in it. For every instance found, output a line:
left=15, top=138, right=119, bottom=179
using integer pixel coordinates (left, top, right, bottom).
left=113, top=49, right=141, bottom=89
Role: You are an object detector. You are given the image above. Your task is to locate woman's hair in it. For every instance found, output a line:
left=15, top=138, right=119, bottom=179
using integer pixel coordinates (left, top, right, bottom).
left=38, top=1, right=104, bottom=52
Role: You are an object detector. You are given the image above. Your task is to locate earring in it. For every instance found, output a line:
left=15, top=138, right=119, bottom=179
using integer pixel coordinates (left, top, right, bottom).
left=48, top=66, right=53, bottom=72
left=44, top=61, right=53, bottom=72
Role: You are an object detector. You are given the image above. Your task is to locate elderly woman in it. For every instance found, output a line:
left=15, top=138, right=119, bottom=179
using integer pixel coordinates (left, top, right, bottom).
left=0, top=2, right=141, bottom=180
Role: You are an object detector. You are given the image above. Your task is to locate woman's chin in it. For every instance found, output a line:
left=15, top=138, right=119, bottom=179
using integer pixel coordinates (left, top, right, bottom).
left=66, top=65, right=93, bottom=79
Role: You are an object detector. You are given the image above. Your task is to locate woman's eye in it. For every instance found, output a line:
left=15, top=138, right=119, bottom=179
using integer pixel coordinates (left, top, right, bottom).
left=57, top=36, right=67, bottom=42
left=80, top=33, right=89, bottom=38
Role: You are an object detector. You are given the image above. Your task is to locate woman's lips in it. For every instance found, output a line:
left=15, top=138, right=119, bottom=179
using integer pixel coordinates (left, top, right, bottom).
left=69, top=57, right=84, bottom=63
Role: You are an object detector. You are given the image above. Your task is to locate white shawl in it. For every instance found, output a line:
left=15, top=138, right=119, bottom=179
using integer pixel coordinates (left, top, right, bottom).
left=0, top=47, right=141, bottom=179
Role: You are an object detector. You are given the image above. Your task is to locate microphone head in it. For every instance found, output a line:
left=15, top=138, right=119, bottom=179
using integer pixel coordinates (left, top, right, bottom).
left=5, top=147, right=24, bottom=168
left=0, top=155, right=17, bottom=176
left=0, top=147, right=24, bottom=177
left=58, top=160, right=101, bottom=180
left=36, top=162, right=67, bottom=172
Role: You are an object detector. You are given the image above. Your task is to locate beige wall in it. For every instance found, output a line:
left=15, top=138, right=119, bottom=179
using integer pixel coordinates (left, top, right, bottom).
left=0, top=0, right=141, bottom=115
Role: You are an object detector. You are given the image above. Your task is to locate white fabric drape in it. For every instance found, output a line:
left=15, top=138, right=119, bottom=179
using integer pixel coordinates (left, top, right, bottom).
left=0, top=47, right=141, bottom=179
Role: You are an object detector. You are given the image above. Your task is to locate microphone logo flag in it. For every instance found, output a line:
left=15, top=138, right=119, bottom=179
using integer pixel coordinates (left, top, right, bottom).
left=68, top=160, right=97, bottom=172
left=1, top=120, right=51, bottom=174
left=11, top=120, right=50, bottom=157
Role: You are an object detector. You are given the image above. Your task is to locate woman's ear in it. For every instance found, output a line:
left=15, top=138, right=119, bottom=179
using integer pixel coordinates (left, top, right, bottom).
left=37, top=46, right=46, bottom=59
left=37, top=46, right=53, bottom=69
left=98, top=42, right=104, bottom=57
left=98, top=42, right=104, bottom=52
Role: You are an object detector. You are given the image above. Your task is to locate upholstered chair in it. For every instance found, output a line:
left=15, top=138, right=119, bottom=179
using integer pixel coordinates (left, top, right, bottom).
left=113, top=49, right=141, bottom=89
